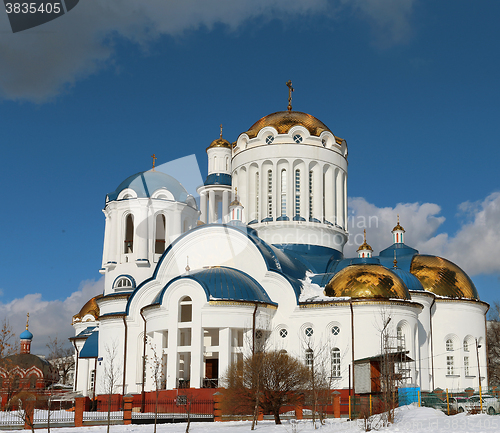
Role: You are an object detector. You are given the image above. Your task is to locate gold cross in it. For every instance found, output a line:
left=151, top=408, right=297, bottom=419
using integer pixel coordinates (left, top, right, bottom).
left=286, top=80, right=294, bottom=111
left=151, top=154, right=157, bottom=170
left=26, top=312, right=29, bottom=330
left=220, top=124, right=223, bottom=139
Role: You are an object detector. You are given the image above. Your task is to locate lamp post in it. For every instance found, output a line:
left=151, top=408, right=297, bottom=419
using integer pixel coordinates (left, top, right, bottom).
left=476, top=338, right=482, bottom=412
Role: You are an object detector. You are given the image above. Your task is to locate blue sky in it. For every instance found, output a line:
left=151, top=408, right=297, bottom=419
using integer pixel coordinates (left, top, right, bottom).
left=0, top=0, right=499, bottom=353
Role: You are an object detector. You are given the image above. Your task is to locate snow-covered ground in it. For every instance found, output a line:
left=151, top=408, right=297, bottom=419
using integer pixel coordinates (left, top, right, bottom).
left=4, top=405, right=500, bottom=433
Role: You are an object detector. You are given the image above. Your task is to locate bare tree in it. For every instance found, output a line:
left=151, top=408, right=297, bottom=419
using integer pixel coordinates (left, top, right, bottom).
left=46, top=336, right=75, bottom=385
left=11, top=391, right=38, bottom=433
left=102, top=341, right=122, bottom=433
left=0, top=319, right=18, bottom=358
left=223, top=350, right=310, bottom=425
left=488, top=302, right=500, bottom=386
left=148, top=340, right=165, bottom=433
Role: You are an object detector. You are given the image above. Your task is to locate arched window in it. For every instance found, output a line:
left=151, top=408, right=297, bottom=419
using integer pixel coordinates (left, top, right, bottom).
left=281, top=169, right=287, bottom=216
left=179, top=296, right=192, bottom=323
left=331, top=348, right=341, bottom=377
left=308, top=170, right=313, bottom=218
left=463, top=340, right=469, bottom=352
left=464, top=356, right=470, bottom=376
left=305, top=348, right=313, bottom=368
left=114, top=277, right=133, bottom=290
left=155, top=214, right=166, bottom=254
left=446, top=339, right=453, bottom=351
left=29, top=374, right=37, bottom=389
left=255, top=172, right=260, bottom=216
left=267, top=170, right=273, bottom=217
left=124, top=214, right=134, bottom=253
left=295, top=169, right=300, bottom=216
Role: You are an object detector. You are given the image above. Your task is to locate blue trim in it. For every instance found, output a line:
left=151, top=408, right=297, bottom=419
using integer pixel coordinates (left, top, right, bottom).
left=293, top=215, right=306, bottom=221
left=79, top=331, right=99, bottom=358
left=248, top=219, right=258, bottom=225
left=309, top=217, right=321, bottom=223
left=204, top=173, right=232, bottom=186
left=261, top=217, right=273, bottom=223
left=276, top=216, right=289, bottom=221
left=75, top=326, right=97, bottom=338
left=112, top=274, right=136, bottom=289
left=99, top=312, right=126, bottom=318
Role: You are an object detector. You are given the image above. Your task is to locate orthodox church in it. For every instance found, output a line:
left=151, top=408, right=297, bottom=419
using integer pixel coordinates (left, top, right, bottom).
left=72, top=96, right=488, bottom=398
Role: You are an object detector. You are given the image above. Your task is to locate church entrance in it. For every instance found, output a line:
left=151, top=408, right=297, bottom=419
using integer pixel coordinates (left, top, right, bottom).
left=204, top=358, right=218, bottom=388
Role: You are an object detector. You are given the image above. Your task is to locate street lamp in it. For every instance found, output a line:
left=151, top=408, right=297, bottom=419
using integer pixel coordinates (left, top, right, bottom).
left=476, top=338, right=482, bottom=412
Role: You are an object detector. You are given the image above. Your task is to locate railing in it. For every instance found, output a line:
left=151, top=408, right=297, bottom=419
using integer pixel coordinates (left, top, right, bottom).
left=82, top=399, right=123, bottom=422
left=132, top=398, right=214, bottom=421
left=202, top=378, right=218, bottom=388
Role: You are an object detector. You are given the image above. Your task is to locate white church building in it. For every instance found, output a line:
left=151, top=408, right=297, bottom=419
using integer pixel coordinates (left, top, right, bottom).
left=71, top=106, right=488, bottom=397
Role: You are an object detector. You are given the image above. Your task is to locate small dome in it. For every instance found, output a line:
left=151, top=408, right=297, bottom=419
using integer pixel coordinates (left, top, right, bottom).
left=206, top=137, right=231, bottom=151
left=392, top=215, right=405, bottom=232
left=20, top=329, right=33, bottom=340
left=107, top=171, right=189, bottom=202
left=244, top=111, right=339, bottom=140
left=73, top=295, right=102, bottom=322
left=325, top=264, right=410, bottom=300
left=357, top=230, right=372, bottom=251
left=410, top=255, right=479, bottom=300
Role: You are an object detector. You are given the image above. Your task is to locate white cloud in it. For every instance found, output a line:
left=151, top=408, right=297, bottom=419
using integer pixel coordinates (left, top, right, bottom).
left=0, top=0, right=415, bottom=102
left=0, top=278, right=103, bottom=355
left=347, top=192, right=500, bottom=276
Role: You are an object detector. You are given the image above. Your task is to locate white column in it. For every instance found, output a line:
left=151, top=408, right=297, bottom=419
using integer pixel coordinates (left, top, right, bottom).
left=200, top=192, right=207, bottom=223
left=325, top=165, right=335, bottom=223
left=304, top=166, right=310, bottom=221
left=173, top=205, right=182, bottom=239
left=222, top=190, right=229, bottom=223
left=336, top=170, right=344, bottom=228
left=314, top=167, right=323, bottom=221
left=79, top=358, right=89, bottom=396
left=190, top=326, right=203, bottom=389
left=218, top=327, right=232, bottom=382
left=208, top=190, right=215, bottom=224
left=259, top=164, right=265, bottom=222
left=272, top=163, right=277, bottom=220
left=166, top=325, right=179, bottom=389
left=287, top=161, right=294, bottom=218
left=136, top=204, right=149, bottom=260
left=344, top=173, right=348, bottom=231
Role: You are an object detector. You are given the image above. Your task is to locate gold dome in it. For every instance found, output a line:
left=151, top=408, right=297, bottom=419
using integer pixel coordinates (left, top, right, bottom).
left=245, top=111, right=341, bottom=142
left=392, top=214, right=405, bottom=232
left=410, top=255, right=479, bottom=300
left=325, top=264, right=410, bottom=300
left=72, top=295, right=102, bottom=322
left=206, top=137, right=231, bottom=151
left=357, top=230, right=373, bottom=251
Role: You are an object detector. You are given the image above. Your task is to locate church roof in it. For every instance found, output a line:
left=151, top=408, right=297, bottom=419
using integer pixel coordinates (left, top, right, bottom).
left=155, top=266, right=275, bottom=306
left=244, top=111, right=341, bottom=141
left=107, top=171, right=189, bottom=202
left=79, top=330, right=99, bottom=358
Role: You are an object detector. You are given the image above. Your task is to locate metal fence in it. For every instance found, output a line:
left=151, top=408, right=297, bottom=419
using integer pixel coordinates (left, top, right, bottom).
left=0, top=409, right=24, bottom=427
left=132, top=398, right=214, bottom=422
left=82, top=399, right=123, bottom=422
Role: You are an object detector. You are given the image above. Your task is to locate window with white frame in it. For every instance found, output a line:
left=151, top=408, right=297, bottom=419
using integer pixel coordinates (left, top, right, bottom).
left=114, top=277, right=133, bottom=290
left=281, top=169, right=287, bottom=216
left=447, top=356, right=454, bottom=375
left=279, top=329, right=288, bottom=338
left=331, top=326, right=340, bottom=336
left=446, top=339, right=453, bottom=351
left=295, top=169, right=300, bottom=216
left=266, top=135, right=274, bottom=144
left=463, top=340, right=469, bottom=352
left=293, top=134, right=303, bottom=143
left=305, top=348, right=313, bottom=368
left=464, top=356, right=470, bottom=376
left=155, top=214, right=166, bottom=254
left=267, top=170, right=273, bottom=217
left=331, top=348, right=341, bottom=377
left=124, top=214, right=134, bottom=253
left=305, top=327, right=314, bottom=337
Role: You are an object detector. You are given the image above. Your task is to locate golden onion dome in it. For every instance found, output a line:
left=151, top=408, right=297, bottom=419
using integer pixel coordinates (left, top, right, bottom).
left=72, top=295, right=102, bottom=322
left=324, top=264, right=410, bottom=300
left=230, top=198, right=242, bottom=207
left=357, top=230, right=373, bottom=251
left=410, top=255, right=479, bottom=300
left=206, top=137, right=231, bottom=151
left=244, top=111, right=342, bottom=142
left=392, top=214, right=405, bottom=232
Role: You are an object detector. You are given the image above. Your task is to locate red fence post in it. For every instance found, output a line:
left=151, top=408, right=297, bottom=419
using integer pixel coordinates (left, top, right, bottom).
left=213, top=391, right=223, bottom=422
left=123, top=394, right=133, bottom=425
left=24, top=400, right=34, bottom=430
left=333, top=391, right=341, bottom=418
left=295, top=404, right=303, bottom=420
left=74, top=396, right=85, bottom=427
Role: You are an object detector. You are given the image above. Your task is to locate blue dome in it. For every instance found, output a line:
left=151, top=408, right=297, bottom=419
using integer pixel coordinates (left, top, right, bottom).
left=390, top=267, right=424, bottom=292
left=107, top=171, right=189, bottom=202
left=155, top=266, right=275, bottom=305
left=20, top=329, right=33, bottom=340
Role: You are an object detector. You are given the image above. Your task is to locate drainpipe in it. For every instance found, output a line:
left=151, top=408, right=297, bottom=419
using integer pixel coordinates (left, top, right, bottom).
left=122, top=316, right=128, bottom=397
left=71, top=339, right=79, bottom=392
left=350, top=299, right=355, bottom=394
left=429, top=297, right=436, bottom=391
left=140, top=308, right=147, bottom=412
